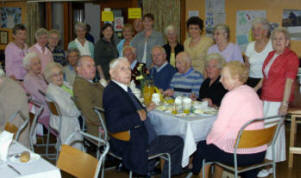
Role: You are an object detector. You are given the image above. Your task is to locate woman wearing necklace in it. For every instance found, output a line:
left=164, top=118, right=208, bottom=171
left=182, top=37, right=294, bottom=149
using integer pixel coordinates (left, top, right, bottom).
left=68, top=22, right=94, bottom=58
left=5, top=24, right=28, bottom=81
left=184, top=16, right=213, bottom=75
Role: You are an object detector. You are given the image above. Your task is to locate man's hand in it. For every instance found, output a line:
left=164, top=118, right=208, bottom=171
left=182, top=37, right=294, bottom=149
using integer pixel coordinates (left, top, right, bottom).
left=147, top=102, right=156, bottom=112
left=163, top=89, right=174, bottom=97
left=137, top=109, right=147, bottom=121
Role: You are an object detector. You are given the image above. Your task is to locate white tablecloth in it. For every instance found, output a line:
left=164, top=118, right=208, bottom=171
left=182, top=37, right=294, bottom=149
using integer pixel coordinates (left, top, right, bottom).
left=148, top=110, right=217, bottom=167
left=0, top=142, right=61, bottom=178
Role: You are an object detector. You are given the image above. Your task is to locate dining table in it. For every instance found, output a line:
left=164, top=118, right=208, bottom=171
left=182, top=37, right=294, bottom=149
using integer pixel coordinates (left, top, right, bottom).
left=148, top=107, right=217, bottom=167
left=0, top=141, right=61, bottom=178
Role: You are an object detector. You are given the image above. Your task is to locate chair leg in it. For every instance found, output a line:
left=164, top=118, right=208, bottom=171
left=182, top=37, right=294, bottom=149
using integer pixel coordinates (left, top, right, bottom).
left=129, top=171, right=133, bottom=178
left=46, top=126, right=51, bottom=157
left=101, top=158, right=105, bottom=178
left=289, top=115, right=296, bottom=168
left=168, top=155, right=171, bottom=178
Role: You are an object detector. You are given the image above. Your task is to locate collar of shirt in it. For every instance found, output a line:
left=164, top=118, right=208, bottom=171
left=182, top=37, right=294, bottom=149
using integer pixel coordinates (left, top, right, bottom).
left=75, top=38, right=88, bottom=47
left=112, top=80, right=128, bottom=92
left=131, top=60, right=138, bottom=70
left=34, top=43, right=49, bottom=55
left=67, top=65, right=74, bottom=71
left=155, top=62, right=168, bottom=72
left=180, top=67, right=194, bottom=77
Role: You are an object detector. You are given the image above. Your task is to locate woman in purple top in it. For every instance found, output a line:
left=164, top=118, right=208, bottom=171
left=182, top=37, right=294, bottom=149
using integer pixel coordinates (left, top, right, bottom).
left=208, top=24, right=244, bottom=63
left=5, top=24, right=28, bottom=80
left=23, top=52, right=50, bottom=128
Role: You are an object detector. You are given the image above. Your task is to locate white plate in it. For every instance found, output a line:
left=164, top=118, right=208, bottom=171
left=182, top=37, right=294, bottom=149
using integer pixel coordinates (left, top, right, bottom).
left=9, top=152, right=40, bottom=164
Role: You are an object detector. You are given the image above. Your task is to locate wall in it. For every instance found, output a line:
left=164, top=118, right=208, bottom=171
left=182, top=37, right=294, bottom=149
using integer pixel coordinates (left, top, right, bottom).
left=52, top=2, right=64, bottom=48
left=0, top=2, right=27, bottom=50
left=85, top=3, right=100, bottom=42
left=186, top=0, right=301, bottom=56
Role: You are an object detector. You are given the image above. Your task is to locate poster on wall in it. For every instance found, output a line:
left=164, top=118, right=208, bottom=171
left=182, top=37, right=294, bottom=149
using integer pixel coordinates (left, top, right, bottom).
left=114, top=17, right=124, bottom=32
left=0, top=7, right=22, bottom=29
left=236, top=10, right=266, bottom=52
left=205, top=0, right=225, bottom=34
left=282, top=9, right=301, bottom=40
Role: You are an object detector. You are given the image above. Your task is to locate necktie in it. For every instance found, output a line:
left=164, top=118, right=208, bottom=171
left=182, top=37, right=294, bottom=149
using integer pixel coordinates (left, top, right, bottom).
left=127, top=87, right=156, bottom=144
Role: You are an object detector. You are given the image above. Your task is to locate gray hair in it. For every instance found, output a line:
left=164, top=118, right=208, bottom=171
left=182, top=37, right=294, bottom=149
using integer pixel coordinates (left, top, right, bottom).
left=176, top=52, right=192, bottom=66
left=152, top=45, right=166, bottom=55
left=49, top=29, right=60, bottom=39
left=67, top=48, right=80, bottom=56
left=122, top=46, right=136, bottom=55
left=43, top=62, right=63, bottom=83
left=271, top=27, right=290, bottom=41
left=75, top=22, right=87, bottom=31
left=35, top=28, right=49, bottom=40
left=23, top=52, right=38, bottom=70
left=109, top=57, right=128, bottom=70
left=213, top=24, right=230, bottom=40
left=252, top=17, right=271, bottom=37
left=76, top=55, right=92, bottom=67
left=205, top=53, right=225, bottom=69
left=164, top=25, right=177, bottom=36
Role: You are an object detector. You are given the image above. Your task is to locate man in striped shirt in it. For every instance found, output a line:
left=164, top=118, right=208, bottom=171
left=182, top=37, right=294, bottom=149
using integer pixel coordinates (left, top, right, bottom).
left=164, top=52, right=203, bottom=98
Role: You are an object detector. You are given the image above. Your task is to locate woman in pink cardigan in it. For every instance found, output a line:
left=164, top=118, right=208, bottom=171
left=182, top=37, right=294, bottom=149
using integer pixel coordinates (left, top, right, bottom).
left=192, top=61, right=266, bottom=178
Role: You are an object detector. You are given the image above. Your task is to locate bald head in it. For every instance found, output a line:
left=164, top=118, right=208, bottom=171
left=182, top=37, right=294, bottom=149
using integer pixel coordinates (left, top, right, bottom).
left=152, top=46, right=167, bottom=67
left=76, top=56, right=96, bottom=80
left=176, top=52, right=192, bottom=73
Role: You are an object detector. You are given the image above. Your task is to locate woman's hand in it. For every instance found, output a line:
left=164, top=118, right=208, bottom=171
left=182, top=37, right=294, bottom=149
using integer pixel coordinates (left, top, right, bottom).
left=278, top=104, right=288, bottom=115
left=146, top=102, right=156, bottom=112
left=202, top=98, right=213, bottom=107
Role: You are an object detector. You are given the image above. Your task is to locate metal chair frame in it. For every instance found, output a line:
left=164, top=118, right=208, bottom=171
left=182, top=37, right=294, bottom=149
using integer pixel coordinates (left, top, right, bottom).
left=202, top=115, right=285, bottom=178
left=5, top=110, right=30, bottom=141
left=94, top=106, right=171, bottom=178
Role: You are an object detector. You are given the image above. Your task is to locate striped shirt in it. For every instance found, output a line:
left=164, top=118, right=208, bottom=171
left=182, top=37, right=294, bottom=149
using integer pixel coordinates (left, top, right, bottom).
left=170, top=68, right=203, bottom=97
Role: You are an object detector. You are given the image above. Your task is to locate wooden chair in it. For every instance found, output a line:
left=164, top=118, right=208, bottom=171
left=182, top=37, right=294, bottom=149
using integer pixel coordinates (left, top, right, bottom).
left=5, top=111, right=30, bottom=141
left=202, top=115, right=284, bottom=178
left=57, top=130, right=109, bottom=178
left=288, top=78, right=301, bottom=168
left=94, top=106, right=171, bottom=178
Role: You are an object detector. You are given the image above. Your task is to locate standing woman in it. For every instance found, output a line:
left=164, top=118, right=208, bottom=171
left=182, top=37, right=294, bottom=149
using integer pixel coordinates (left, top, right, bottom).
left=117, top=24, right=134, bottom=57
left=29, top=28, right=53, bottom=72
left=94, top=23, right=119, bottom=81
left=5, top=24, right=28, bottom=81
left=68, top=22, right=94, bottom=58
left=184, top=16, right=213, bottom=75
left=131, top=13, right=164, bottom=69
left=246, top=18, right=273, bottom=95
left=208, top=24, right=243, bottom=63
left=256, top=27, right=299, bottom=177
left=163, top=25, right=184, bottom=67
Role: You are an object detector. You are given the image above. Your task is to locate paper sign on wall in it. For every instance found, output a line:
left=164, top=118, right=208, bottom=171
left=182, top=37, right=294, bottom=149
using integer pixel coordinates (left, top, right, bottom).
left=102, top=11, right=114, bottom=22
left=128, top=8, right=142, bottom=19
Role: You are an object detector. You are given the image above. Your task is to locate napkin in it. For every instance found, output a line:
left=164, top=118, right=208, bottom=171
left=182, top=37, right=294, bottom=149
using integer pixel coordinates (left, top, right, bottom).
left=0, top=131, right=13, bottom=161
left=130, top=81, right=141, bottom=99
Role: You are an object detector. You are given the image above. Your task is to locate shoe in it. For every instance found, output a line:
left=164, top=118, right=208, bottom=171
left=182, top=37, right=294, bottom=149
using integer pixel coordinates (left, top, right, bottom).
left=257, top=168, right=273, bottom=177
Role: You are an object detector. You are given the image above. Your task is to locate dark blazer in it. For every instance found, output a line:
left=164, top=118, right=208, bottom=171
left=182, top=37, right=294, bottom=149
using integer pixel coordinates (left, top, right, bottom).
left=103, top=81, right=149, bottom=175
left=163, top=42, right=184, bottom=63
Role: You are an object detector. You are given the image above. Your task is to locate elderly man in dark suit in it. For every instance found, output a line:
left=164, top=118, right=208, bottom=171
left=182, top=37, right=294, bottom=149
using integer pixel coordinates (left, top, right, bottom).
left=73, top=55, right=104, bottom=137
left=103, top=57, right=183, bottom=177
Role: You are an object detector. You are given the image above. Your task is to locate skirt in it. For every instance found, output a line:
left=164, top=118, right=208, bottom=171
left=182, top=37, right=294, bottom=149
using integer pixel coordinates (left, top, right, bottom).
left=263, top=101, right=286, bottom=162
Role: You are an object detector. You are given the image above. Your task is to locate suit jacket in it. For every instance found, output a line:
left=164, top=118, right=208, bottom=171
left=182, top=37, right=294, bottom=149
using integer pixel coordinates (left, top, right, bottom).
left=103, top=81, right=149, bottom=175
left=73, top=76, right=104, bottom=136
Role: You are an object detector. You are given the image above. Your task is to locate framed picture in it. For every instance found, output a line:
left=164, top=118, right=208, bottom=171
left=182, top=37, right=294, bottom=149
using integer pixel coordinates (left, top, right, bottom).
left=0, top=31, right=8, bottom=44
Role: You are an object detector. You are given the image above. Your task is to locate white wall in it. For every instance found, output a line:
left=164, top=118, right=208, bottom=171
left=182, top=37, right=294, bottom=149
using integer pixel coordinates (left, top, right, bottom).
left=85, top=3, right=100, bottom=42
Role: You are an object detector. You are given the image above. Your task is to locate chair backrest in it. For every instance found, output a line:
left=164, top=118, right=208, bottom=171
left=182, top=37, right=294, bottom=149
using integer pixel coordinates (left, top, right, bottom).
left=58, top=130, right=109, bottom=178
left=46, top=99, right=60, bottom=117
left=94, top=106, right=108, bottom=141
left=5, top=111, right=30, bottom=141
left=235, top=115, right=284, bottom=149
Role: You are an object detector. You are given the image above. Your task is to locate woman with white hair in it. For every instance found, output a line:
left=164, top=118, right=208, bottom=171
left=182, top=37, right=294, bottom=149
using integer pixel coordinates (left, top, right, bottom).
left=44, top=62, right=83, bottom=150
left=197, top=53, right=227, bottom=107
left=68, top=22, right=94, bottom=58
left=256, top=27, right=299, bottom=177
left=29, top=28, right=53, bottom=71
left=245, top=18, right=273, bottom=95
left=23, top=52, right=50, bottom=128
left=163, top=25, right=184, bottom=67
left=208, top=24, right=243, bottom=63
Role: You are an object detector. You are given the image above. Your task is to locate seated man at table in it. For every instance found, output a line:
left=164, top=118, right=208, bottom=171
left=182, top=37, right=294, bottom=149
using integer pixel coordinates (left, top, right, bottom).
left=150, top=46, right=176, bottom=90
left=164, top=52, right=204, bottom=98
left=103, top=57, right=184, bottom=177
left=123, top=46, right=148, bottom=87
left=73, top=55, right=104, bottom=137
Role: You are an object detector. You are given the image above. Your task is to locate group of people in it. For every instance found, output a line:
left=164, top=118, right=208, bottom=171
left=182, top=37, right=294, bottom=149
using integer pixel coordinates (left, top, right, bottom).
left=1, top=12, right=300, bottom=178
